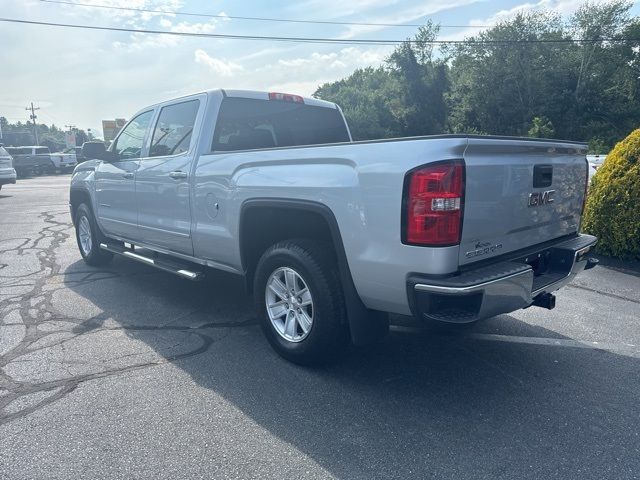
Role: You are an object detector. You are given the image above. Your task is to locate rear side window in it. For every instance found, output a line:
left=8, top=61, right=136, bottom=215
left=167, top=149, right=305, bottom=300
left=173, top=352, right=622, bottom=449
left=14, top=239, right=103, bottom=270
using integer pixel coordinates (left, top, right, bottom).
left=35, top=147, right=49, bottom=155
left=150, top=99, right=200, bottom=157
left=212, top=98, right=349, bottom=152
left=0, top=147, right=8, bottom=156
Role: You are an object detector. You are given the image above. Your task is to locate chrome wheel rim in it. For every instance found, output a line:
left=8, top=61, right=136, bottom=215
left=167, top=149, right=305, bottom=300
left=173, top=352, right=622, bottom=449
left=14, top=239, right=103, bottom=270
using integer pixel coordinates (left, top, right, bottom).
left=265, top=267, right=313, bottom=343
left=78, top=215, right=92, bottom=256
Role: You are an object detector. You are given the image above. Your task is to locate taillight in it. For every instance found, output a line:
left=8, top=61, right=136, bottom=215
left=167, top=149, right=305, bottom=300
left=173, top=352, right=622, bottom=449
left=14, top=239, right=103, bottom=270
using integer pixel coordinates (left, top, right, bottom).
left=268, top=92, right=304, bottom=104
left=403, top=160, right=465, bottom=246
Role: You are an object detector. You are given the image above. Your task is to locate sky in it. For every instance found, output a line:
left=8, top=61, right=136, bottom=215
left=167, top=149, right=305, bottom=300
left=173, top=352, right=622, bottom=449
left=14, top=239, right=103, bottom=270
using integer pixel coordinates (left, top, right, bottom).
left=0, top=0, right=639, bottom=137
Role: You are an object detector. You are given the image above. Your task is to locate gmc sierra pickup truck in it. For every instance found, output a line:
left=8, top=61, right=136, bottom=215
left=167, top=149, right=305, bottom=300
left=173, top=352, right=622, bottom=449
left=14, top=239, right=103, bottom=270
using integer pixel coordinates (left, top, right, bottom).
left=71, top=89, right=597, bottom=364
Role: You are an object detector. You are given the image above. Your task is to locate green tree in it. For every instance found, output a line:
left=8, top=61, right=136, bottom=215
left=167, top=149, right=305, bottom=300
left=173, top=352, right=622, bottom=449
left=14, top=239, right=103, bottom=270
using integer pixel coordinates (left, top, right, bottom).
left=528, top=116, right=555, bottom=138
left=314, top=23, right=448, bottom=140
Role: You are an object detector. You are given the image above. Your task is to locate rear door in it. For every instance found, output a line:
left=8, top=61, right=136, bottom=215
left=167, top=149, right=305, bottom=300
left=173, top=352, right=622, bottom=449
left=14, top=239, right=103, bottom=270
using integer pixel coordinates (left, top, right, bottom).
left=134, top=96, right=202, bottom=255
left=34, top=147, right=51, bottom=170
left=95, top=110, right=154, bottom=239
left=460, top=137, right=588, bottom=266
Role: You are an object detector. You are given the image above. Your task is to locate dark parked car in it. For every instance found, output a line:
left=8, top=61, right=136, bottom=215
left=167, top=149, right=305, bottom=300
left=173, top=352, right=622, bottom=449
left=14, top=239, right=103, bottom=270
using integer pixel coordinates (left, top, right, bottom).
left=4, top=146, right=52, bottom=177
left=73, top=146, right=86, bottom=163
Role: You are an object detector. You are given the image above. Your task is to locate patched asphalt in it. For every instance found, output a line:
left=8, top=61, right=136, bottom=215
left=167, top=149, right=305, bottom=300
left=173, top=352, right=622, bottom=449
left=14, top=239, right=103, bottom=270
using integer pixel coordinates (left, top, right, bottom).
left=1, top=175, right=639, bottom=480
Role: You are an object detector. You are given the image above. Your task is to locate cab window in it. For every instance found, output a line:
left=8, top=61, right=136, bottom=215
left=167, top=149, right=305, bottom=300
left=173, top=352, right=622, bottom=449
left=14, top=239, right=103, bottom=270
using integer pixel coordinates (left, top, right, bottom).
left=112, top=110, right=153, bottom=159
left=149, top=100, right=200, bottom=157
left=212, top=98, right=349, bottom=152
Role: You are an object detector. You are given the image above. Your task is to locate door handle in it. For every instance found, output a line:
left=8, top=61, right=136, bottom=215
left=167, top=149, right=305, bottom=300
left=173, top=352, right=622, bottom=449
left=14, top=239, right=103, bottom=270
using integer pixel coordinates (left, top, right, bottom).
left=169, top=171, right=188, bottom=180
left=122, top=172, right=134, bottom=179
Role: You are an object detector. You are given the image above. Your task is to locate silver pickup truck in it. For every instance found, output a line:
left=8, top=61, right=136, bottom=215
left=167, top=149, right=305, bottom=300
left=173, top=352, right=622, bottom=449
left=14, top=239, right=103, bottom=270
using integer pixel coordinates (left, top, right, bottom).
left=70, top=89, right=597, bottom=364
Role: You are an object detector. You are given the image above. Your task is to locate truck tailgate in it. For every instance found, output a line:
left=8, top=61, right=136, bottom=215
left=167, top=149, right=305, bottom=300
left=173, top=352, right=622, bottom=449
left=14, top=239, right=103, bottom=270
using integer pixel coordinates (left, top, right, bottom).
left=460, top=137, right=588, bottom=266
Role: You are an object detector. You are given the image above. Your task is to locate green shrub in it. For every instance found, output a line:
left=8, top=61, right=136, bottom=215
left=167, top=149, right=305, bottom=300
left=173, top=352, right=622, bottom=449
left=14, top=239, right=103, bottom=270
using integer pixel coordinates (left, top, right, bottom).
left=582, top=128, right=640, bottom=260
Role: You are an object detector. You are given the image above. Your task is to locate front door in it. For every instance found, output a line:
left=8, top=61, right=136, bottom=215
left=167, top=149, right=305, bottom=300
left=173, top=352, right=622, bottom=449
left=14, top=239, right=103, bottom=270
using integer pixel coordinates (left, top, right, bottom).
left=135, top=98, right=201, bottom=255
left=94, top=110, right=154, bottom=239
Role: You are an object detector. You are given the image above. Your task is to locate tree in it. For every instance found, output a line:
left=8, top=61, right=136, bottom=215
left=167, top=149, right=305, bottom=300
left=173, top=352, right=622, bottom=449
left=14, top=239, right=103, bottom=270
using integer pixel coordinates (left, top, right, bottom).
left=446, top=1, right=638, bottom=146
left=314, top=23, right=448, bottom=140
left=528, top=117, right=555, bottom=138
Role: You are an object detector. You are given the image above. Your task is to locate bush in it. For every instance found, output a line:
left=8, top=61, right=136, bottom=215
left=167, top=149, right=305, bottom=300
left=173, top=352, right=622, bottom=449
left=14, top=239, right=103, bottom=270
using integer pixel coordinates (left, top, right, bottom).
left=582, top=128, right=640, bottom=260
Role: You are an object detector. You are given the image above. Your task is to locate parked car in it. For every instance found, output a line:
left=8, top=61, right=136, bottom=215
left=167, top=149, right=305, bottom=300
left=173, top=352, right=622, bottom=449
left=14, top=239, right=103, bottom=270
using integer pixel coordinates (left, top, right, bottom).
left=0, top=145, right=17, bottom=190
left=70, top=89, right=597, bottom=364
left=4, top=146, right=52, bottom=177
left=50, top=148, right=78, bottom=172
left=587, top=154, right=607, bottom=184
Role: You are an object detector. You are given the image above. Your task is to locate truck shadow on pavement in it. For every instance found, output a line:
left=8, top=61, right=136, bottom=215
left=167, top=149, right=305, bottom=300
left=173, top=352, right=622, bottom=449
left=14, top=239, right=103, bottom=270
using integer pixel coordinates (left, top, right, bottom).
left=62, top=257, right=640, bottom=479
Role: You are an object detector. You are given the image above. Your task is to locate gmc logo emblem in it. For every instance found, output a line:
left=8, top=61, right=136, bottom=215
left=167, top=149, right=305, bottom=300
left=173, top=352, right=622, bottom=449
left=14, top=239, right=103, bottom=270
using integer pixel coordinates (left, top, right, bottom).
left=528, top=190, right=555, bottom=207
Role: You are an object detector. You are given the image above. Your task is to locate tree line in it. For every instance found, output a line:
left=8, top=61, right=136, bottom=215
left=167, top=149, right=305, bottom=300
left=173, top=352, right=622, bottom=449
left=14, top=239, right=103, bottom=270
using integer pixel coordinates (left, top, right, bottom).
left=0, top=117, right=92, bottom=152
left=314, top=1, right=640, bottom=152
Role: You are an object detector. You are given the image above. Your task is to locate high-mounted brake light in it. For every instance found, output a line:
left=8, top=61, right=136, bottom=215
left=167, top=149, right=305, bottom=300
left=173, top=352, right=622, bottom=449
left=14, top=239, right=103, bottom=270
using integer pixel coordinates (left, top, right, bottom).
left=268, top=92, right=304, bottom=104
left=403, top=160, right=465, bottom=246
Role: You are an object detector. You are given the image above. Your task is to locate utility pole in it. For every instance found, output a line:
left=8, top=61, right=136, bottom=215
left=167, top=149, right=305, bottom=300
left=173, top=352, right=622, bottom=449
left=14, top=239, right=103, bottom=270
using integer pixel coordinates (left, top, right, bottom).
left=26, top=102, right=40, bottom=145
left=65, top=124, right=76, bottom=133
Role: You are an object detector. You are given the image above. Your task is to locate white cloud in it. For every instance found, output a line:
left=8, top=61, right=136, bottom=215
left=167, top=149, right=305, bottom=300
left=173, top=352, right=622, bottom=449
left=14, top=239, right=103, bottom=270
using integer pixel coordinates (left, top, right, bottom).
left=294, top=0, right=402, bottom=18
left=337, top=0, right=483, bottom=39
left=194, top=49, right=243, bottom=77
left=114, top=15, right=220, bottom=50
left=440, top=0, right=585, bottom=41
left=169, top=19, right=218, bottom=34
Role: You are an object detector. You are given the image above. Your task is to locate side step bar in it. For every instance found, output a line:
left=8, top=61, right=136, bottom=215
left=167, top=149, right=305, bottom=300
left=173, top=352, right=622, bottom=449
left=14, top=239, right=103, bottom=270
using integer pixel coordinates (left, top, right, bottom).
left=99, top=243, right=204, bottom=281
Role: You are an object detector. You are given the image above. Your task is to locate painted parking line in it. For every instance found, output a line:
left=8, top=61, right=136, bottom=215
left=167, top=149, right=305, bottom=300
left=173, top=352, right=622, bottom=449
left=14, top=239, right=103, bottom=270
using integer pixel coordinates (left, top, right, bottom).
left=389, top=325, right=639, bottom=354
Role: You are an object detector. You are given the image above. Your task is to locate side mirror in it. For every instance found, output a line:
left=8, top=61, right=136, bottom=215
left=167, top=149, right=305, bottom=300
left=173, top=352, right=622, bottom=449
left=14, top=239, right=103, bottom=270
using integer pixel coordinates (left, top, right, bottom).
left=82, top=141, right=116, bottom=161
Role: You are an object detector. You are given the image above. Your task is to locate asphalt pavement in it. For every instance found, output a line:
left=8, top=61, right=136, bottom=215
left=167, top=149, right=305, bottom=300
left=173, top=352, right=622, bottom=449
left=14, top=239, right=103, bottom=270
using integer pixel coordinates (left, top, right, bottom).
left=1, top=175, right=639, bottom=479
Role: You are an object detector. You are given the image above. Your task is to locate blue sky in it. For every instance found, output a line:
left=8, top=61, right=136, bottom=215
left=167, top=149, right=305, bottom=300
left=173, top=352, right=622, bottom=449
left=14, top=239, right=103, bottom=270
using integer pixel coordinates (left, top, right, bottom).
left=1, top=0, right=638, bottom=136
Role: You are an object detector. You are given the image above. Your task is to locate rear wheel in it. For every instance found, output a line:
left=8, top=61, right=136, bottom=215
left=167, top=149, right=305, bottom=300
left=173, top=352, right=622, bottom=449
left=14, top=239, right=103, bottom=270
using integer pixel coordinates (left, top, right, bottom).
left=75, top=203, right=113, bottom=266
left=254, top=239, right=349, bottom=365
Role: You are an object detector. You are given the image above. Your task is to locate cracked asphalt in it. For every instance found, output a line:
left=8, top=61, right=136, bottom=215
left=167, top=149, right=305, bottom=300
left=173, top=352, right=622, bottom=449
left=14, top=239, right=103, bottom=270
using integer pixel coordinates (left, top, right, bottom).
left=1, top=175, right=639, bottom=480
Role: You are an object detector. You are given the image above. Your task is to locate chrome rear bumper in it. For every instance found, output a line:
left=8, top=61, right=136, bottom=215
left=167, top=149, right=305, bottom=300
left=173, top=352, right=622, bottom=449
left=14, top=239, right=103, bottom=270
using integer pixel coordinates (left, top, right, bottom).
left=408, top=234, right=597, bottom=323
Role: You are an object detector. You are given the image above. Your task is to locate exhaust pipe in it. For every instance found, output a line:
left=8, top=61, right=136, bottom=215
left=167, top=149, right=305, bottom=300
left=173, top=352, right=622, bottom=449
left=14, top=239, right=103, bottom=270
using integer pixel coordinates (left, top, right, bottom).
left=532, top=292, right=556, bottom=310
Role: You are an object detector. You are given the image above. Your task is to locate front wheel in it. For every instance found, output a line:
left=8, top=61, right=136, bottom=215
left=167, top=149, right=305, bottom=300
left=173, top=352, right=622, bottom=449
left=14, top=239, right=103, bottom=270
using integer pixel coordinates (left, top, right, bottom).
left=75, top=203, right=113, bottom=266
left=254, top=239, right=349, bottom=365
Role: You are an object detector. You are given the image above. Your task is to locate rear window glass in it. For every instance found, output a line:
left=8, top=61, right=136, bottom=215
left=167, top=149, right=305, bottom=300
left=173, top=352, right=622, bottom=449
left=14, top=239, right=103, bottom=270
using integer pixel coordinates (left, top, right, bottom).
left=35, top=147, right=50, bottom=154
left=212, top=98, right=349, bottom=152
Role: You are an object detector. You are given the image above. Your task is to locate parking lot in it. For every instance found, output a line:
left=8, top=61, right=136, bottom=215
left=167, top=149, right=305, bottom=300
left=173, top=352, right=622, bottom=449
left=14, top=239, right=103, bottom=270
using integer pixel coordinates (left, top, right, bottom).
left=1, top=175, right=639, bottom=479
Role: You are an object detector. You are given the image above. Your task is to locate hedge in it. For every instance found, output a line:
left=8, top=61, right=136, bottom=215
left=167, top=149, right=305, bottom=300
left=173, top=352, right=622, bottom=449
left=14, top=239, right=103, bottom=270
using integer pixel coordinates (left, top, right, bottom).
left=582, top=128, right=640, bottom=260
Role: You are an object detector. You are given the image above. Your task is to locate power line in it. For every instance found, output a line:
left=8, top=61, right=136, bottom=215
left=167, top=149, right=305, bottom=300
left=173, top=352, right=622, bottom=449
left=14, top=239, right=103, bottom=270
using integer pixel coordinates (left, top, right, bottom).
left=1, top=17, right=638, bottom=45
left=39, top=0, right=491, bottom=29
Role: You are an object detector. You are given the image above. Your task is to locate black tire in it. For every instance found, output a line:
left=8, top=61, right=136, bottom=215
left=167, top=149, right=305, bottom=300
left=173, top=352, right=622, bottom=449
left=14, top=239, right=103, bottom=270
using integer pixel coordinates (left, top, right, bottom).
left=75, top=203, right=113, bottom=266
left=254, top=239, right=349, bottom=365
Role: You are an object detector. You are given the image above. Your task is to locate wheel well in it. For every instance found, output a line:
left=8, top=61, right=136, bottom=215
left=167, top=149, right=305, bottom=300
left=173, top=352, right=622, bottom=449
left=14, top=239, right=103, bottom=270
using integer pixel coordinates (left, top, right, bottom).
left=240, top=204, right=337, bottom=290
left=69, top=189, right=92, bottom=226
